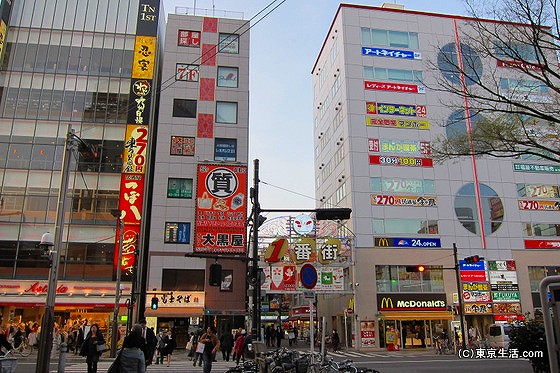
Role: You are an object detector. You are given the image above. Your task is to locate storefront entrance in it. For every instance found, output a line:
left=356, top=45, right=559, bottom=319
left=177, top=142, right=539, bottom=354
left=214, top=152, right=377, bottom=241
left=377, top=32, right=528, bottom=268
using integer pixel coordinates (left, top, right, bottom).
left=379, top=318, right=449, bottom=349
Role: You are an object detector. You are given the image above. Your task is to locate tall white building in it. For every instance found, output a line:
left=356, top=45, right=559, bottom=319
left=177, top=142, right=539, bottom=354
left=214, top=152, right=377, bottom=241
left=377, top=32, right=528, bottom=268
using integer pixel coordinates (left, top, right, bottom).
left=313, top=3, right=559, bottom=349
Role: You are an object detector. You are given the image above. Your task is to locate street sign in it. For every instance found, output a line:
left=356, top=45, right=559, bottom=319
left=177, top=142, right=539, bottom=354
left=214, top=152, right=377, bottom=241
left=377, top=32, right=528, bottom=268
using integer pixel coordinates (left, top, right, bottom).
left=300, top=264, right=318, bottom=289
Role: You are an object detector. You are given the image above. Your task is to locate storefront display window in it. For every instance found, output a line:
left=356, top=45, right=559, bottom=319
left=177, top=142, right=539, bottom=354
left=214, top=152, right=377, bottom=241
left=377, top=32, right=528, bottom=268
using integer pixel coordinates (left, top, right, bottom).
left=376, top=265, right=444, bottom=293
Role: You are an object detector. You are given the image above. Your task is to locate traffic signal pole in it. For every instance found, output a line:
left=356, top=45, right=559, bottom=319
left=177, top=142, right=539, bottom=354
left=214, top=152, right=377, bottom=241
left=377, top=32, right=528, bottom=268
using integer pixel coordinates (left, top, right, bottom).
left=453, top=243, right=467, bottom=349
left=251, top=159, right=261, bottom=340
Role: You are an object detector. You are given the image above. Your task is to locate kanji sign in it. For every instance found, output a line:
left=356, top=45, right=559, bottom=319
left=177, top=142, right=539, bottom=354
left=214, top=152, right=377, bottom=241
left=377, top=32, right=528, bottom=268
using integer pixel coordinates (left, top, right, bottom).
left=369, top=155, right=433, bottom=167
left=362, top=47, right=421, bottom=60
left=194, top=164, right=247, bottom=254
left=290, top=238, right=317, bottom=264
left=122, top=125, right=148, bottom=174
left=366, top=116, right=430, bottom=130
left=317, top=238, right=341, bottom=264
left=518, top=200, right=560, bottom=211
left=364, top=80, right=425, bottom=94
left=366, top=101, right=427, bottom=117
left=132, top=36, right=157, bottom=79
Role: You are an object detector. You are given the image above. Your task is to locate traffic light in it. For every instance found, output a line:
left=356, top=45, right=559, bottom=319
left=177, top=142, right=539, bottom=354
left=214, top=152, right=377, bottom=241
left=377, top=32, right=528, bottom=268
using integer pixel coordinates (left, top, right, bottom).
left=150, top=296, right=158, bottom=310
left=406, top=265, right=427, bottom=272
left=465, top=255, right=480, bottom=264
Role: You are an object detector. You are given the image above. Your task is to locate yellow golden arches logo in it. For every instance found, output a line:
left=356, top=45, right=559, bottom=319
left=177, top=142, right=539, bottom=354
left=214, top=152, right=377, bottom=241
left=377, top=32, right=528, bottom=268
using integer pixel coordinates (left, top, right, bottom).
left=376, top=237, right=390, bottom=247
left=380, top=297, right=394, bottom=309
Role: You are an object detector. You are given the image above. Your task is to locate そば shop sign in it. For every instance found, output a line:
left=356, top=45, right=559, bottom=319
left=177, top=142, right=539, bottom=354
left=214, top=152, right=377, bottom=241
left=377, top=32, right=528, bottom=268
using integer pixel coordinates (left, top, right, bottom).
left=194, top=164, right=247, bottom=254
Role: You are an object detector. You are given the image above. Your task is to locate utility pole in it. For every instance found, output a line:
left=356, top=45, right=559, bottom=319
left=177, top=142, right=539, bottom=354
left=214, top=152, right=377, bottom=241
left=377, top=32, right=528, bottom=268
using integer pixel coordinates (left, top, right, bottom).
left=36, top=127, right=77, bottom=373
left=453, top=243, right=467, bottom=349
left=251, top=159, right=261, bottom=340
left=110, top=210, right=124, bottom=358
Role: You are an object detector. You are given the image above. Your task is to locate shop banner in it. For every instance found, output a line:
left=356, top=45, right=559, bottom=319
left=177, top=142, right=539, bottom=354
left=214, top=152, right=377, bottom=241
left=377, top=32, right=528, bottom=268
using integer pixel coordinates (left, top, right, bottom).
left=460, top=270, right=488, bottom=282
left=492, top=291, right=521, bottom=303
left=464, top=303, right=493, bottom=314
left=488, top=260, right=516, bottom=271
left=283, top=265, right=297, bottom=291
left=513, top=163, right=560, bottom=173
left=362, top=47, right=421, bottom=60
left=493, top=302, right=522, bottom=314
left=360, top=321, right=376, bottom=346
left=147, top=291, right=204, bottom=308
left=524, top=239, right=560, bottom=249
left=368, top=138, right=431, bottom=155
left=459, top=260, right=486, bottom=271
left=366, top=116, right=430, bottom=130
left=377, top=293, right=446, bottom=311
left=364, top=80, right=425, bottom=94
left=462, top=290, right=491, bottom=303
left=489, top=271, right=518, bottom=284
left=369, top=155, right=433, bottom=167
left=371, top=194, right=437, bottom=207
left=518, top=200, right=560, bottom=211
left=366, top=102, right=426, bottom=117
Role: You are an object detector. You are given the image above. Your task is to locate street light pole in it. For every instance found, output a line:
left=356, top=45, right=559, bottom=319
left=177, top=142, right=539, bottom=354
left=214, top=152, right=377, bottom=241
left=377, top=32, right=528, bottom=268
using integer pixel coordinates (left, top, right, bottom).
left=110, top=210, right=124, bottom=358
left=251, top=159, right=261, bottom=340
left=36, top=127, right=78, bottom=373
left=453, top=243, right=467, bottom=349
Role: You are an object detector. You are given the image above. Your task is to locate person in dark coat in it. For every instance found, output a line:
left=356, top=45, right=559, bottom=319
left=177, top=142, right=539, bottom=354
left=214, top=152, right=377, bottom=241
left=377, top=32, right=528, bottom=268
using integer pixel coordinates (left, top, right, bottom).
left=219, top=329, right=234, bottom=361
left=139, top=319, right=157, bottom=366
left=79, top=323, right=105, bottom=373
left=275, top=326, right=282, bottom=347
left=120, top=324, right=146, bottom=373
left=0, top=327, right=12, bottom=355
left=161, top=330, right=176, bottom=367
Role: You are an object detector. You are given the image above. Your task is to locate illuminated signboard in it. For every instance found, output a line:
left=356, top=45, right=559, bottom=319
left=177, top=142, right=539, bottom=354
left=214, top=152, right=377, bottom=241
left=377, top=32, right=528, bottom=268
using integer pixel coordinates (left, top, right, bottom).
left=364, top=80, right=425, bottom=94
left=371, top=194, right=437, bottom=207
left=374, top=237, right=441, bottom=248
left=514, top=163, right=560, bottom=173
left=148, top=291, right=204, bottom=307
left=518, top=200, right=560, bottom=211
left=118, top=174, right=145, bottom=225
left=518, top=184, right=559, bottom=198
left=177, top=30, right=201, bottom=47
left=369, top=155, right=433, bottom=167
left=493, top=302, right=521, bottom=314
left=123, top=125, right=148, bottom=174
left=362, top=47, right=421, bottom=59
left=464, top=303, right=493, bottom=314
left=366, top=102, right=427, bottom=117
left=132, top=35, right=157, bottom=79
left=366, top=116, right=430, bottom=130
left=463, top=290, right=491, bottom=303
left=127, top=79, right=152, bottom=125
left=368, top=138, right=431, bottom=155
left=377, top=293, right=447, bottom=311
left=194, top=164, right=248, bottom=254
left=492, top=292, right=520, bottom=303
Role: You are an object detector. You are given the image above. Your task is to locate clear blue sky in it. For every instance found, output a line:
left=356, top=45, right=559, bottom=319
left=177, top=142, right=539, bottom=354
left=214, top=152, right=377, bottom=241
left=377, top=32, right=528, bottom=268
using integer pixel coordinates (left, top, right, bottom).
left=162, top=0, right=467, bottom=214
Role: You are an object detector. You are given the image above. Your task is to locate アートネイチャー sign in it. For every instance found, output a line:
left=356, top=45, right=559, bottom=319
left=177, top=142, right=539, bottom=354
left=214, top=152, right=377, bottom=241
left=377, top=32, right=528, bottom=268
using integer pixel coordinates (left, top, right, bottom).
left=377, top=293, right=447, bottom=311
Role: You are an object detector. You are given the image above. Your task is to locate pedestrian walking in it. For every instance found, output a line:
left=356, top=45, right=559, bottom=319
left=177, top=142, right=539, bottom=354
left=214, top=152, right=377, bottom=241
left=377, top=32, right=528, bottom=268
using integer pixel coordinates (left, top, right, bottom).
left=120, top=324, right=146, bottom=373
left=139, top=319, right=157, bottom=366
left=162, top=330, right=176, bottom=367
left=79, top=323, right=105, bottom=373
left=155, top=331, right=165, bottom=364
left=193, top=328, right=203, bottom=366
left=199, top=326, right=220, bottom=373
left=219, top=329, right=233, bottom=361
left=275, top=326, right=282, bottom=347
left=233, top=329, right=246, bottom=364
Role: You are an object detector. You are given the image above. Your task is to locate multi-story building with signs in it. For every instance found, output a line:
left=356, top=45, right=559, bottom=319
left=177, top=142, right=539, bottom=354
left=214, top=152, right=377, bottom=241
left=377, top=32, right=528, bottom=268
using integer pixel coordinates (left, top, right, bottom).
left=0, top=0, right=164, bottom=337
left=313, top=3, right=560, bottom=349
left=144, top=9, right=250, bottom=344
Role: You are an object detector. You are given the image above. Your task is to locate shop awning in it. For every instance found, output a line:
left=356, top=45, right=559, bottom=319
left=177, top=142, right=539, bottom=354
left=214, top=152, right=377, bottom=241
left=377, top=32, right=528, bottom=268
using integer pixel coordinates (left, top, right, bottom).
left=380, top=311, right=453, bottom=321
left=144, top=307, right=204, bottom=318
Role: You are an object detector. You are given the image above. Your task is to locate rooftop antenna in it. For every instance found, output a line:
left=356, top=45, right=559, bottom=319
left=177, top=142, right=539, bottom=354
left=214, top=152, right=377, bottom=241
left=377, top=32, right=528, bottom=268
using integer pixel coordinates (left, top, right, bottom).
left=193, top=0, right=196, bottom=15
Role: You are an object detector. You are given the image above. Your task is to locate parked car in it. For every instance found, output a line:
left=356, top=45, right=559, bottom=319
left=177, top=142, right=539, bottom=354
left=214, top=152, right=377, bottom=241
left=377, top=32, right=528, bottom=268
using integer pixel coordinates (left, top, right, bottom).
left=487, top=323, right=511, bottom=349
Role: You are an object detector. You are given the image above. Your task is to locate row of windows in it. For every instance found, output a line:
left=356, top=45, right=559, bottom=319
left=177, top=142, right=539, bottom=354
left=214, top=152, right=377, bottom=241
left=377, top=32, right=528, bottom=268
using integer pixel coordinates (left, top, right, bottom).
left=376, top=265, right=444, bottom=293
left=0, top=88, right=129, bottom=123
left=173, top=99, right=238, bottom=124
left=499, top=78, right=548, bottom=94
left=175, top=65, right=239, bottom=88
left=529, top=266, right=560, bottom=291
left=0, top=136, right=123, bottom=173
left=177, top=30, right=240, bottom=55
left=3, top=43, right=133, bottom=77
left=361, top=28, right=419, bottom=49
left=363, top=67, right=423, bottom=83
left=374, top=219, right=438, bottom=235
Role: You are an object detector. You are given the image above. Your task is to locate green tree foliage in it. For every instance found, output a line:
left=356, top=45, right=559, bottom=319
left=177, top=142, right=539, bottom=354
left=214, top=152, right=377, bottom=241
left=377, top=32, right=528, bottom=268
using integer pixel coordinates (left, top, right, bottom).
left=508, top=318, right=550, bottom=373
left=430, top=0, right=560, bottom=164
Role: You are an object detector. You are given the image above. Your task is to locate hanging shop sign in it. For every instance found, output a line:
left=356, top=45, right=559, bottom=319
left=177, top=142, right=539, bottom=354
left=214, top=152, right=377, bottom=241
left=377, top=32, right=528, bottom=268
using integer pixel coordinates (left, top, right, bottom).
left=264, top=238, right=289, bottom=263
left=366, top=116, right=430, bottom=130
left=147, top=291, right=204, bottom=308
left=374, top=237, right=441, bottom=248
left=261, top=265, right=344, bottom=292
left=362, top=47, right=421, bottom=59
left=377, top=293, right=447, bottom=311
left=371, top=194, right=437, bottom=207
left=364, top=80, right=425, bottom=94
left=194, top=164, right=248, bottom=254
left=366, top=102, right=426, bottom=117
left=518, top=200, right=560, bottom=211
left=369, top=155, right=433, bottom=167
left=123, top=125, right=149, bottom=174
left=488, top=260, right=516, bottom=271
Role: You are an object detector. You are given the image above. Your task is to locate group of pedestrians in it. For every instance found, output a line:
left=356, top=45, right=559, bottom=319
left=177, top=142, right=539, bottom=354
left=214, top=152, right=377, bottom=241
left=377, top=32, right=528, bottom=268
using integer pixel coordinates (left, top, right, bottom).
left=264, top=324, right=285, bottom=347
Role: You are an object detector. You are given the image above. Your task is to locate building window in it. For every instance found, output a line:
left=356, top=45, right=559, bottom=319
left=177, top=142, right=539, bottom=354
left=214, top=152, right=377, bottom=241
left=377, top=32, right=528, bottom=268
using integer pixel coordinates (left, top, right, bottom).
left=170, top=136, right=195, bottom=156
left=528, top=266, right=560, bottom=291
left=167, top=178, right=193, bottom=198
left=217, top=66, right=238, bottom=87
left=494, top=41, right=537, bottom=61
left=214, top=138, right=237, bottom=161
left=162, top=269, right=205, bottom=291
left=517, top=183, right=560, bottom=198
left=361, top=28, right=419, bottom=49
left=523, top=223, right=560, bottom=237
left=178, top=30, right=201, bottom=47
left=373, top=219, right=438, bottom=234
left=437, top=42, right=482, bottom=86
left=376, top=265, right=444, bottom=293
left=499, top=77, right=548, bottom=94
left=176, top=63, right=199, bottom=81
left=173, top=99, right=197, bottom=118
left=335, top=183, right=346, bottom=204
left=363, top=67, right=423, bottom=83
left=218, top=33, right=239, bottom=54
left=216, top=101, right=237, bottom=124
left=164, top=222, right=191, bottom=243
left=454, top=183, right=504, bottom=235
left=371, top=177, right=436, bottom=194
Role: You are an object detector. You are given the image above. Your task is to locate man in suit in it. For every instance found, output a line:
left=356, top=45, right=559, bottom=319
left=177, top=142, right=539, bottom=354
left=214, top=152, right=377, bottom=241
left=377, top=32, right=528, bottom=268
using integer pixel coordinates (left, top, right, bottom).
left=139, top=319, right=157, bottom=366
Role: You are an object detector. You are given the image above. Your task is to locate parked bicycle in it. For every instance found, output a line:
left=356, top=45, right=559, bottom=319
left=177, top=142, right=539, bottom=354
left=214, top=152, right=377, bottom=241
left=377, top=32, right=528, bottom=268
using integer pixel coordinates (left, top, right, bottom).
left=434, top=336, right=454, bottom=355
left=3, top=338, right=32, bottom=357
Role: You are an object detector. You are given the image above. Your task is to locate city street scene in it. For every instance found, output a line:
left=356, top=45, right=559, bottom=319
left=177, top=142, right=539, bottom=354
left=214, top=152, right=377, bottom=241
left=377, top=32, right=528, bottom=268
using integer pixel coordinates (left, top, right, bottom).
left=0, top=0, right=559, bottom=372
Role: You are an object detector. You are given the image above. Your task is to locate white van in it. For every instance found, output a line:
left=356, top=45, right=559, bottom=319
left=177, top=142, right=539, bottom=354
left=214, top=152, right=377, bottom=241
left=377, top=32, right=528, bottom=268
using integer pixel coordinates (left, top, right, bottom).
left=487, top=323, right=512, bottom=349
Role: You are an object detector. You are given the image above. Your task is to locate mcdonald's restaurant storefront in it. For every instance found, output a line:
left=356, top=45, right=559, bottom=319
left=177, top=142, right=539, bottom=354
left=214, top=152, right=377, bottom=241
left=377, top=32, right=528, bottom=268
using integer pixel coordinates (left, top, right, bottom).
left=377, top=293, right=453, bottom=349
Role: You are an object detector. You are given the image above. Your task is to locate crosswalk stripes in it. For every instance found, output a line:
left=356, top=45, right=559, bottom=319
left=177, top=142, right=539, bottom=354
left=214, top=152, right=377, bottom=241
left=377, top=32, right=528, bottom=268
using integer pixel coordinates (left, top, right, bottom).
left=61, top=360, right=240, bottom=373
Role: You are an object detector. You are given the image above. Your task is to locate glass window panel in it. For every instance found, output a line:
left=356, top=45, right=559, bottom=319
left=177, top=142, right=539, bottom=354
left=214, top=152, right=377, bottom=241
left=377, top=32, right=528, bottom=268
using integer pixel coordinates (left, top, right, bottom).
left=371, top=177, right=382, bottom=192
left=216, top=101, right=237, bottom=124
left=373, top=219, right=384, bottom=234
left=162, top=269, right=205, bottom=291
left=173, top=99, right=197, bottom=118
left=218, top=33, right=239, bottom=54
left=167, top=178, right=193, bottom=198
left=409, top=33, right=419, bottom=49
left=371, top=29, right=387, bottom=46
left=373, top=67, right=388, bottom=80
left=363, top=66, right=374, bottom=79
left=361, top=28, right=372, bottom=45
left=388, top=31, right=409, bottom=47
left=217, top=66, right=238, bottom=88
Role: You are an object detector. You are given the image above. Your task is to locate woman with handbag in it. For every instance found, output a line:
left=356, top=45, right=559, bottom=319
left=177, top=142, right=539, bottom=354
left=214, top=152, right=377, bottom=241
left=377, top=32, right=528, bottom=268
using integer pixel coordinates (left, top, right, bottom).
left=119, top=324, right=146, bottom=373
left=79, top=323, right=105, bottom=373
left=161, top=330, right=176, bottom=367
